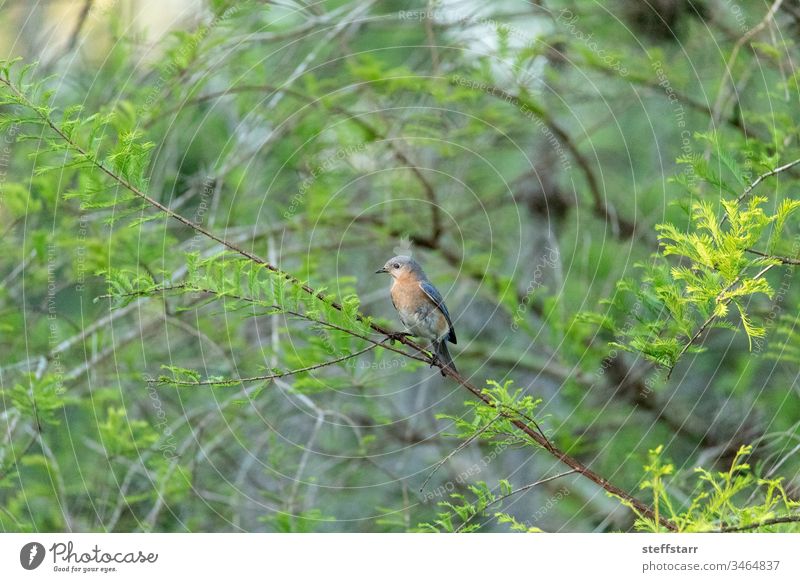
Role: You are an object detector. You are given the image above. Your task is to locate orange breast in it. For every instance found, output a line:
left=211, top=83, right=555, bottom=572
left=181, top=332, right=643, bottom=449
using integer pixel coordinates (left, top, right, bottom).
left=390, top=273, right=418, bottom=310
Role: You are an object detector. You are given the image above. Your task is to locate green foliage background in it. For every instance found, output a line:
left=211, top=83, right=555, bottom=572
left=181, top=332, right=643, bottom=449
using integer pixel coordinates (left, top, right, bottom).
left=1, top=0, right=799, bottom=532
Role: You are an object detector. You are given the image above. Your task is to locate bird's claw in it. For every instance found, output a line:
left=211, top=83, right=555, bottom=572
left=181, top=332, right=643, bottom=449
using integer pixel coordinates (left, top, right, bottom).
left=385, top=331, right=412, bottom=344
left=429, top=354, right=447, bottom=376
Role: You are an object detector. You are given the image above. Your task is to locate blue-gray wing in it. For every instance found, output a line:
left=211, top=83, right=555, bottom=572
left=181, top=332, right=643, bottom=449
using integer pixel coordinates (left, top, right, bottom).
left=419, top=281, right=457, bottom=344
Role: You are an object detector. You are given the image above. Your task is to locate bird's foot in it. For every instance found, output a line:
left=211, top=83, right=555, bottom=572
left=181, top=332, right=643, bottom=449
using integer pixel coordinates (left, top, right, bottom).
left=429, top=356, right=447, bottom=376
left=428, top=352, right=450, bottom=376
left=385, top=331, right=412, bottom=344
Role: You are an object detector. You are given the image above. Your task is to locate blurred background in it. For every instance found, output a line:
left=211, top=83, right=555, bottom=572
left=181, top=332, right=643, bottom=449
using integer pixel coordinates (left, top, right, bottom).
left=1, top=0, right=799, bottom=532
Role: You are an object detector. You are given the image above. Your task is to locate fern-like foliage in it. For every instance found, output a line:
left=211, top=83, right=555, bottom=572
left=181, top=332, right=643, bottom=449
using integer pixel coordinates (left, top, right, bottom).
left=436, top=379, right=545, bottom=445
left=590, top=147, right=800, bottom=373
left=0, top=60, right=156, bottom=226
left=99, top=252, right=378, bottom=388
left=630, top=445, right=800, bottom=532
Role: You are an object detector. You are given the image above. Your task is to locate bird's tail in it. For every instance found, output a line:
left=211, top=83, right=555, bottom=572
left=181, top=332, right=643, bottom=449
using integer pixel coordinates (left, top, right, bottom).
left=435, top=341, right=457, bottom=375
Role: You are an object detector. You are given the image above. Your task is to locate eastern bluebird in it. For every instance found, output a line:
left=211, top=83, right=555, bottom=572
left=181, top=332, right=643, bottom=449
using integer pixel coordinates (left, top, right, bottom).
left=375, top=255, right=457, bottom=375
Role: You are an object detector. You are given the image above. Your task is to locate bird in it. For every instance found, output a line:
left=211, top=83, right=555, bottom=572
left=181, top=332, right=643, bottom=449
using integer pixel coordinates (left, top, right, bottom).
left=375, top=255, right=457, bottom=375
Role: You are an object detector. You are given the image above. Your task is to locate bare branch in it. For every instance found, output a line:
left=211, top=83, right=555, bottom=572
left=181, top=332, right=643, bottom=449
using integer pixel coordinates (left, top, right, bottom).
left=459, top=82, right=637, bottom=238
left=737, top=157, right=800, bottom=205
left=710, top=0, right=785, bottom=127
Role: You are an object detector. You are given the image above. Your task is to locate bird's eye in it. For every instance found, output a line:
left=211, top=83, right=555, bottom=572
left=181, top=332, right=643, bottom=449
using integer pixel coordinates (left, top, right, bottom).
left=393, top=263, right=400, bottom=269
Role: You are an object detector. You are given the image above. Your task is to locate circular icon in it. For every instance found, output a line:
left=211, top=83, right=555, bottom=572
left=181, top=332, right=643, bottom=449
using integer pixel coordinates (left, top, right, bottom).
left=20, top=542, right=46, bottom=570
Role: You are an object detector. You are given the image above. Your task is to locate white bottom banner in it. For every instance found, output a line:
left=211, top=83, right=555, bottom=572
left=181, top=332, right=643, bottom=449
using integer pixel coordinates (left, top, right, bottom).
left=1, top=533, right=797, bottom=581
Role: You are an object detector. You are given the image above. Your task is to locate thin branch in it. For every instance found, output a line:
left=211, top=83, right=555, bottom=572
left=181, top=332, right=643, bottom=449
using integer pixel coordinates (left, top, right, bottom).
left=710, top=0, right=785, bottom=127
left=496, top=470, right=579, bottom=504
left=419, top=413, right=502, bottom=494
left=160, top=342, right=381, bottom=386
left=591, top=65, right=758, bottom=140
left=287, top=410, right=325, bottom=517
left=0, top=72, right=386, bottom=336
left=99, top=283, right=431, bottom=366
left=151, top=81, right=445, bottom=243
left=0, top=433, right=38, bottom=481
left=737, top=157, right=800, bottom=205
left=716, top=515, right=800, bottom=532
left=460, top=81, right=637, bottom=238
left=65, top=0, right=93, bottom=53
left=746, top=247, right=800, bottom=265
left=440, top=365, right=674, bottom=530
left=1, top=74, right=675, bottom=530
left=455, top=469, right=578, bottom=532
left=668, top=312, right=719, bottom=380
left=667, top=263, right=776, bottom=379
left=424, top=0, right=440, bottom=73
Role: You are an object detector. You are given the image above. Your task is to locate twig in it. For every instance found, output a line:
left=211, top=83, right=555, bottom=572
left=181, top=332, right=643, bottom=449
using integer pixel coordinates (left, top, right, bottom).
left=1, top=74, right=676, bottom=530
left=65, top=0, right=93, bottom=53
left=667, top=263, right=776, bottom=379
left=424, top=1, right=440, bottom=73
left=472, top=83, right=636, bottom=238
left=455, top=469, right=578, bottom=532
left=710, top=0, right=785, bottom=127
left=737, top=157, right=800, bottom=205
left=592, top=66, right=758, bottom=140
left=99, top=284, right=431, bottom=367
left=746, top=248, right=800, bottom=265
left=419, top=413, right=502, bottom=494
left=151, top=81, right=445, bottom=243
left=440, top=364, right=672, bottom=530
left=0, top=433, right=38, bottom=482
left=716, top=515, right=800, bottom=532
left=160, top=342, right=382, bottom=386
left=36, top=428, right=74, bottom=531
left=493, top=470, right=578, bottom=505
left=287, top=410, right=325, bottom=518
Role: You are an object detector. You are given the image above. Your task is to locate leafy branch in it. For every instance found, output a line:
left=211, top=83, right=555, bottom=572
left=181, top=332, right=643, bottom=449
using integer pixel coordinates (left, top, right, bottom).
left=0, top=60, right=676, bottom=530
left=598, top=158, right=800, bottom=375
left=716, top=515, right=800, bottom=532
left=159, top=343, right=382, bottom=387
left=632, top=445, right=800, bottom=533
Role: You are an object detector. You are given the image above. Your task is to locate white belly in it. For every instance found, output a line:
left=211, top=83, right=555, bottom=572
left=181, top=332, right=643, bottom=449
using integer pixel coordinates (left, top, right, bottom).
left=400, top=307, right=440, bottom=340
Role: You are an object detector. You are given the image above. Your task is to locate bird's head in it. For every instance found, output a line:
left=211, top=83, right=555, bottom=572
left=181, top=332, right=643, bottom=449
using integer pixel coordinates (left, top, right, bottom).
left=375, top=255, right=421, bottom=279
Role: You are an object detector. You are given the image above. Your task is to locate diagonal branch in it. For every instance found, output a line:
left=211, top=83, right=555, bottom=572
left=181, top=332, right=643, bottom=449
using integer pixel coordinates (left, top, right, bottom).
left=455, top=469, right=578, bottom=532
left=0, top=73, right=675, bottom=530
left=710, top=0, right=785, bottom=128
left=419, top=413, right=503, bottom=494
left=667, top=263, right=776, bottom=379
left=737, top=157, right=800, bottom=205
left=454, top=81, right=637, bottom=239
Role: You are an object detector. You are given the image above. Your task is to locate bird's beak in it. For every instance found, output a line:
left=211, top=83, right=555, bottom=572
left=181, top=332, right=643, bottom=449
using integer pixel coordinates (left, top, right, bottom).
left=375, top=267, right=388, bottom=274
